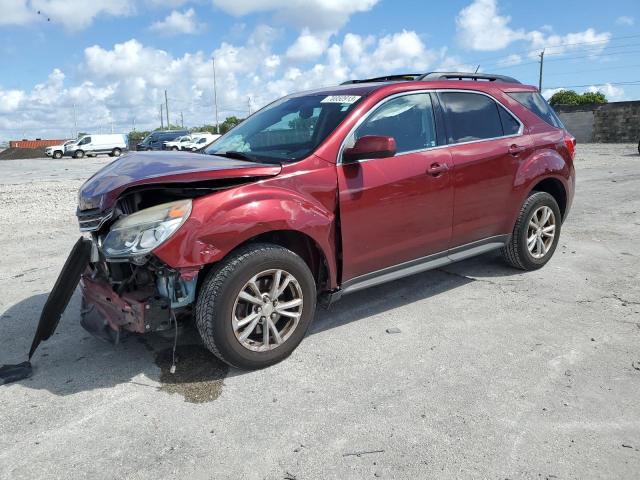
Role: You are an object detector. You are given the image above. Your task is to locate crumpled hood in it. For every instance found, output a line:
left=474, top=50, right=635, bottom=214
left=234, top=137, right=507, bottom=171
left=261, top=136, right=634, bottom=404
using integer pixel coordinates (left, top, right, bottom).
left=78, top=151, right=281, bottom=211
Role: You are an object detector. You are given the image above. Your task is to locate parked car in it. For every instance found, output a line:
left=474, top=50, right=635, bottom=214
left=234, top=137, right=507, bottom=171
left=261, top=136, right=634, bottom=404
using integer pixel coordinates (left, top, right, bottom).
left=45, top=140, right=75, bottom=159
left=136, top=130, right=189, bottom=151
left=163, top=135, right=192, bottom=151
left=181, top=133, right=221, bottom=151
left=64, top=134, right=128, bottom=159
left=69, top=72, right=575, bottom=370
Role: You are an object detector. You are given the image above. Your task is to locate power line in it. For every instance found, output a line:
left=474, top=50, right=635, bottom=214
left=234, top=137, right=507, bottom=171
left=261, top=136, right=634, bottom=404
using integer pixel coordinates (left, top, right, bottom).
left=545, top=80, right=640, bottom=89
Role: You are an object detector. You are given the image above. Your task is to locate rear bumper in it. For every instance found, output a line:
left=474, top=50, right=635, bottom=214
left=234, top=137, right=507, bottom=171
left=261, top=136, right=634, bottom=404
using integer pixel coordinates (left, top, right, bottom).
left=80, top=274, right=171, bottom=340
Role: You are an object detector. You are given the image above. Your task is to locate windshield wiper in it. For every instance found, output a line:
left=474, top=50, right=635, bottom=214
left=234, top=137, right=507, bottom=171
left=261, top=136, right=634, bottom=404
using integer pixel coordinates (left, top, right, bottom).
left=212, top=151, right=281, bottom=165
left=212, top=151, right=257, bottom=162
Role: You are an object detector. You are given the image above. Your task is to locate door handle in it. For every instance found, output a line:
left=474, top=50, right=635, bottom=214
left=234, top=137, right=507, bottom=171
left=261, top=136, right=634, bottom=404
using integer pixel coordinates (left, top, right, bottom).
left=509, top=144, right=526, bottom=155
left=427, top=163, right=448, bottom=177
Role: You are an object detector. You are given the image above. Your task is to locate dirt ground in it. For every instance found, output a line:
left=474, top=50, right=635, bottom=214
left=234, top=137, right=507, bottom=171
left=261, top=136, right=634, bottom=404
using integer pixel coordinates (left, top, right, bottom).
left=0, top=145, right=639, bottom=479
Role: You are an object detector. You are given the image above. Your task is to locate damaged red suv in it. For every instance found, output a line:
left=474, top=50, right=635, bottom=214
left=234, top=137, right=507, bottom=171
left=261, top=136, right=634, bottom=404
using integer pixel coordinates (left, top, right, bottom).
left=74, top=72, right=575, bottom=369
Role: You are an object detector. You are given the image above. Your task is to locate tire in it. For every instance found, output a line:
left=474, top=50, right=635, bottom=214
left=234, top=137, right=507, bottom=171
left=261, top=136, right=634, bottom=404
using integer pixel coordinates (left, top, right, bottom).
left=195, top=243, right=317, bottom=370
left=502, top=191, right=562, bottom=270
left=172, top=146, right=179, bottom=151
left=53, top=151, right=62, bottom=159
left=112, top=148, right=122, bottom=157
left=74, top=150, right=85, bottom=159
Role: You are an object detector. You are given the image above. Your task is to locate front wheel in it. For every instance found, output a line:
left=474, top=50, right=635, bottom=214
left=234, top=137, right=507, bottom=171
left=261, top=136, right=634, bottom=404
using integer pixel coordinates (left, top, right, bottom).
left=502, top=191, right=561, bottom=270
left=195, top=244, right=316, bottom=369
left=53, top=151, right=62, bottom=159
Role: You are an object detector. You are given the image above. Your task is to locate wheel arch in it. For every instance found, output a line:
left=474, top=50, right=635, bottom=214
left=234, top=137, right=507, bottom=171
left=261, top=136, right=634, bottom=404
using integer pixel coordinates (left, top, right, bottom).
left=529, top=177, right=567, bottom=220
left=197, top=229, right=332, bottom=293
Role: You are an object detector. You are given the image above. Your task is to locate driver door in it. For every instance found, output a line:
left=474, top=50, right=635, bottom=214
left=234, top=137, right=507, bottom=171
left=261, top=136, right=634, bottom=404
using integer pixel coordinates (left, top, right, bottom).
left=337, top=92, right=454, bottom=282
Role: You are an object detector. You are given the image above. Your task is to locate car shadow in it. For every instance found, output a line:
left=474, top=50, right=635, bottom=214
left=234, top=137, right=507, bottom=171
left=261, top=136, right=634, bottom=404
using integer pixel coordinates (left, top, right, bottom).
left=1, top=251, right=520, bottom=400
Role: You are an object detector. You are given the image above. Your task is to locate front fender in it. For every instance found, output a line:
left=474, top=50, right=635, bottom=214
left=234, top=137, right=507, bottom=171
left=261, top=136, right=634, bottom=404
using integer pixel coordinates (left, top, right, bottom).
left=153, top=185, right=338, bottom=287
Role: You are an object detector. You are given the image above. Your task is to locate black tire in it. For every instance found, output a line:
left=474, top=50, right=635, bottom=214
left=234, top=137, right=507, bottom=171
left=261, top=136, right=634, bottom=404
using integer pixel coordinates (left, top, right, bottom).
left=74, top=150, right=84, bottom=159
left=112, top=148, right=122, bottom=157
left=53, top=151, right=62, bottom=159
left=172, top=146, right=179, bottom=151
left=502, top=191, right=562, bottom=270
left=195, top=243, right=316, bottom=370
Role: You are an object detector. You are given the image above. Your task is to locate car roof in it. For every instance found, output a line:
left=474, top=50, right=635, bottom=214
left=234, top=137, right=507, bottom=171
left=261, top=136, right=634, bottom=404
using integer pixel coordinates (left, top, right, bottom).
left=289, top=79, right=538, bottom=100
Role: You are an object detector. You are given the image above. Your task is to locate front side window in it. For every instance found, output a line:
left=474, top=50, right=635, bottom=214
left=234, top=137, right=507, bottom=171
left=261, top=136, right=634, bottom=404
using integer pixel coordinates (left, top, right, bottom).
left=79, top=137, right=91, bottom=145
left=440, top=92, right=505, bottom=143
left=206, top=94, right=362, bottom=163
left=353, top=93, right=437, bottom=155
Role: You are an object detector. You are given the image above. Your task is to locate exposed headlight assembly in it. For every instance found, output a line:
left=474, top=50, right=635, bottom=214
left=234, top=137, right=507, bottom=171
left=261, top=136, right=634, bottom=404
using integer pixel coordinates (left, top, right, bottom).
left=102, top=199, right=192, bottom=260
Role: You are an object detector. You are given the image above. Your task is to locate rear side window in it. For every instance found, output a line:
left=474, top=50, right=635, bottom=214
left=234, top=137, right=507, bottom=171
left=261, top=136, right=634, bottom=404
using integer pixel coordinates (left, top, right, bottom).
left=508, top=92, right=564, bottom=129
left=355, top=93, right=437, bottom=154
left=439, top=92, right=504, bottom=143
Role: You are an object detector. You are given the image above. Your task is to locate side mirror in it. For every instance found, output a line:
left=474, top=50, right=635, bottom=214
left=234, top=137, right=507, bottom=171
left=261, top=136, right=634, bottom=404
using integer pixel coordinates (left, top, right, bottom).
left=343, top=135, right=397, bottom=163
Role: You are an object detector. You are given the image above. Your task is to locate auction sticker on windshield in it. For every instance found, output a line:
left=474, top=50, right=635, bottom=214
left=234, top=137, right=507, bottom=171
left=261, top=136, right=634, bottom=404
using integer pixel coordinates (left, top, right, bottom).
left=321, top=95, right=361, bottom=104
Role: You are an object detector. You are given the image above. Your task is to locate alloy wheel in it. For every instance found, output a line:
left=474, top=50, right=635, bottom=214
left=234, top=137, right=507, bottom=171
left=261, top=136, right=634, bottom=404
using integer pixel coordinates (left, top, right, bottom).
left=232, top=269, right=304, bottom=352
left=527, top=206, right=556, bottom=259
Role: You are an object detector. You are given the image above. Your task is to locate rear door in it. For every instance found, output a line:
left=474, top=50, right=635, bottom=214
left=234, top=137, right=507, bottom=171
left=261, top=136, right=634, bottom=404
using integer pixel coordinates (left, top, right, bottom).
left=438, top=91, right=530, bottom=246
left=337, top=92, right=454, bottom=282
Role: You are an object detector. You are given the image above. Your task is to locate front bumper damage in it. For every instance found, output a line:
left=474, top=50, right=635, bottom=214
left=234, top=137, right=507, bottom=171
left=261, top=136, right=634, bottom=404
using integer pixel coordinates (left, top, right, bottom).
left=79, top=260, right=198, bottom=344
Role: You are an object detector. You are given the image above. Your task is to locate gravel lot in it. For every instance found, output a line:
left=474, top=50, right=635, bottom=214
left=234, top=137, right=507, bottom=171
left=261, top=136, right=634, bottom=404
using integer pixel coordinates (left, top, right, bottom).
left=1, top=145, right=639, bottom=479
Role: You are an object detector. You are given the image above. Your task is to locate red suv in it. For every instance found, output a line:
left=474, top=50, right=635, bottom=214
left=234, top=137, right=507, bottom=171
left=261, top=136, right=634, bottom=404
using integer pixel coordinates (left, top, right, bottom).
left=72, top=72, right=575, bottom=369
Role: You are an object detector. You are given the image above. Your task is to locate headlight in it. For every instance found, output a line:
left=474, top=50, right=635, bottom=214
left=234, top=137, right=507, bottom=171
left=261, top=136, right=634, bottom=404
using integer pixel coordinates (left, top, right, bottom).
left=102, top=199, right=192, bottom=259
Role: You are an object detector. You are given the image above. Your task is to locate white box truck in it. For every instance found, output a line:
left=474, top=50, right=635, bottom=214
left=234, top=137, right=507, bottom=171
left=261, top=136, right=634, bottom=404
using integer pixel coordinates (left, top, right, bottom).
left=64, top=134, right=128, bottom=159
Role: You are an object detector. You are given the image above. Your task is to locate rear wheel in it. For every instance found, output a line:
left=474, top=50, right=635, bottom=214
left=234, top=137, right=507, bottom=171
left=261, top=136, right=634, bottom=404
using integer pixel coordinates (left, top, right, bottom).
left=172, top=146, right=179, bottom=151
left=502, top=191, right=561, bottom=270
left=195, top=243, right=316, bottom=369
left=112, top=148, right=122, bottom=157
left=74, top=150, right=85, bottom=159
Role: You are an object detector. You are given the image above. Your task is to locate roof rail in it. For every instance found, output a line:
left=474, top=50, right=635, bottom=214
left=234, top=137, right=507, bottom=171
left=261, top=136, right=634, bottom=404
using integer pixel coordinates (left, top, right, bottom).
left=341, top=74, right=422, bottom=85
left=417, top=72, right=521, bottom=84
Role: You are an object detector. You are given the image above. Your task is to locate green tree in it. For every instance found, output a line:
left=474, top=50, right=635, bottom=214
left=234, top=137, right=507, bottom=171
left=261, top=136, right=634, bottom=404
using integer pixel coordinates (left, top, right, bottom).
left=580, top=91, right=607, bottom=105
left=549, top=90, right=582, bottom=106
left=549, top=89, right=608, bottom=106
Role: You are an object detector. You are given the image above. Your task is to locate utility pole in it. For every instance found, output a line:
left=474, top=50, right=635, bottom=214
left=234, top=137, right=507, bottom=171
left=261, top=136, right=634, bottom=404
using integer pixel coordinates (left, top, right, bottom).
left=160, top=104, right=164, bottom=130
left=165, top=89, right=170, bottom=129
left=212, top=57, right=220, bottom=134
left=73, top=103, right=78, bottom=138
left=180, top=112, right=184, bottom=129
left=538, top=49, right=545, bottom=92
left=247, top=96, right=252, bottom=116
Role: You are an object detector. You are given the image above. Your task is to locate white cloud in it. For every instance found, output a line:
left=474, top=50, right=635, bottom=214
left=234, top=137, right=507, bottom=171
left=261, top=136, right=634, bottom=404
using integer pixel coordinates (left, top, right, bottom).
left=150, top=8, right=205, bottom=35
left=541, top=88, right=563, bottom=100
left=1, top=25, right=460, bottom=140
left=586, top=83, right=625, bottom=101
left=0, top=0, right=134, bottom=30
left=286, top=29, right=331, bottom=60
left=456, top=0, right=525, bottom=51
left=0, top=89, right=25, bottom=113
left=211, top=0, right=379, bottom=31
left=456, top=0, right=610, bottom=58
left=0, top=0, right=33, bottom=25
left=616, top=16, right=634, bottom=26
left=497, top=54, right=522, bottom=66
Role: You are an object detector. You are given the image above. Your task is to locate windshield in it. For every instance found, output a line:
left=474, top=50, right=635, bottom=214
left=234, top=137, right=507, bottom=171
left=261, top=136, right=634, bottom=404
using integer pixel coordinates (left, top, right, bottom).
left=205, top=94, right=363, bottom=162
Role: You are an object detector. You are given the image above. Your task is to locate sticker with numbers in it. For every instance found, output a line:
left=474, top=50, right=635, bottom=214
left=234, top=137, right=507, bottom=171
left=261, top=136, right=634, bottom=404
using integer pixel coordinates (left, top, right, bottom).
left=321, top=95, right=361, bottom=104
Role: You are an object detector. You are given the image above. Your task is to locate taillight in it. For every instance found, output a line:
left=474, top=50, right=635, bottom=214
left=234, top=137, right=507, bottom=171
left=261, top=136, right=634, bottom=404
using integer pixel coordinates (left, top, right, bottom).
left=564, top=133, right=576, bottom=160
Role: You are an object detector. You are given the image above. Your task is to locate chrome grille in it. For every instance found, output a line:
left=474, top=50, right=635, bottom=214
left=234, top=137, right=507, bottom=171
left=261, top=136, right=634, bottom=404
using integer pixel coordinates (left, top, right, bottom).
left=77, top=208, right=113, bottom=232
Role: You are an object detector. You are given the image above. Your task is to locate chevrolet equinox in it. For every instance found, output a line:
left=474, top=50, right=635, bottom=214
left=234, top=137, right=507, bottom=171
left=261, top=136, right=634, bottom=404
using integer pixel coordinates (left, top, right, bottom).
left=63, top=72, right=576, bottom=370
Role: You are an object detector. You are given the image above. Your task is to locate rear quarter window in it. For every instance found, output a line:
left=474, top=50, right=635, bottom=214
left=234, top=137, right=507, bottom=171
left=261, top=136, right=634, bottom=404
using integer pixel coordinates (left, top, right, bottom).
left=508, top=92, right=564, bottom=129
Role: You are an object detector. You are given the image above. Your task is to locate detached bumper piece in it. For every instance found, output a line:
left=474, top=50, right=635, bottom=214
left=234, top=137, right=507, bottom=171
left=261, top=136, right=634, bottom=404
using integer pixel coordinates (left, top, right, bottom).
left=80, top=275, right=172, bottom=343
left=1, top=237, right=91, bottom=385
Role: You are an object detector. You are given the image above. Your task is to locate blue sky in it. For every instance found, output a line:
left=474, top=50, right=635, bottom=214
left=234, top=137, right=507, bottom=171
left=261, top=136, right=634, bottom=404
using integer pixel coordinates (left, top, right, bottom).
left=0, top=0, right=638, bottom=141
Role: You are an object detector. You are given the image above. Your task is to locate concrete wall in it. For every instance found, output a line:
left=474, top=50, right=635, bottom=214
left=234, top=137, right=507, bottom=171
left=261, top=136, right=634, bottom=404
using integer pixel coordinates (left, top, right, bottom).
left=555, top=101, right=640, bottom=143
